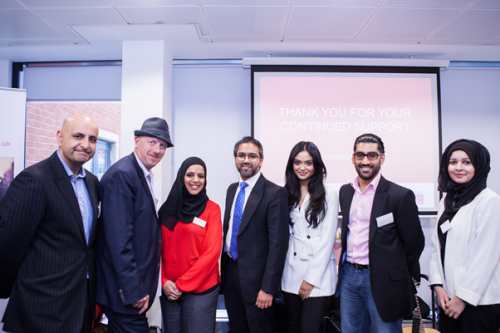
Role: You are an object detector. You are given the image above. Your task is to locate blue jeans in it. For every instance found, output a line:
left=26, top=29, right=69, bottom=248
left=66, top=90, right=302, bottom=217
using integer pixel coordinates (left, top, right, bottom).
left=339, top=262, right=403, bottom=333
left=160, top=285, right=219, bottom=333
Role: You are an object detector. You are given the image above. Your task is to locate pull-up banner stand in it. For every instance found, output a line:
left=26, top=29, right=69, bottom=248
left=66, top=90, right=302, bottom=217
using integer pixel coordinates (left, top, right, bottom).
left=0, top=87, right=26, bottom=333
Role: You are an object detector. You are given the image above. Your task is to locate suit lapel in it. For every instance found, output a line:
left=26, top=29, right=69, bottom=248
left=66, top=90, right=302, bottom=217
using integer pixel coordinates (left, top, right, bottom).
left=129, top=153, right=157, bottom=217
left=223, top=183, right=238, bottom=237
left=341, top=185, right=354, bottom=247
left=50, top=153, right=86, bottom=243
left=238, top=174, right=265, bottom=236
left=84, top=174, right=98, bottom=246
left=369, top=176, right=389, bottom=247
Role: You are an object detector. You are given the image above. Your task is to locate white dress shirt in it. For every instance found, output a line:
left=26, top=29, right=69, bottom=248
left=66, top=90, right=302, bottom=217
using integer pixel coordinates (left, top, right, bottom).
left=225, top=172, right=261, bottom=254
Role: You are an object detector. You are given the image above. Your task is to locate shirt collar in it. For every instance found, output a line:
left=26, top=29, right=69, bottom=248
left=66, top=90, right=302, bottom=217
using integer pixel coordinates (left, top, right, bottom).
left=351, top=172, right=381, bottom=193
left=239, top=171, right=261, bottom=189
left=134, top=152, right=153, bottom=180
left=57, top=150, right=86, bottom=179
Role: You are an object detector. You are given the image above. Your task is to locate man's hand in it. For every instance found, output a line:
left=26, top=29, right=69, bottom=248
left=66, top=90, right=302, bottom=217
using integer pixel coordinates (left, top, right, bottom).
left=255, top=290, right=273, bottom=309
left=163, top=280, right=182, bottom=301
left=445, top=296, right=466, bottom=319
left=132, top=295, right=150, bottom=315
left=298, top=280, right=314, bottom=300
left=434, top=286, right=449, bottom=311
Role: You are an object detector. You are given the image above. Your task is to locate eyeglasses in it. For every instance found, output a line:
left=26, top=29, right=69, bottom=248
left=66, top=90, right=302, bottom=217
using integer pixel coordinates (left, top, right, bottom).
left=236, top=153, right=261, bottom=161
left=353, top=152, right=381, bottom=161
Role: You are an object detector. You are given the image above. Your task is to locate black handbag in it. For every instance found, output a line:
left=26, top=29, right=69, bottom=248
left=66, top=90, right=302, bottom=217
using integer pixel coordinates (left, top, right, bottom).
left=324, top=309, right=341, bottom=333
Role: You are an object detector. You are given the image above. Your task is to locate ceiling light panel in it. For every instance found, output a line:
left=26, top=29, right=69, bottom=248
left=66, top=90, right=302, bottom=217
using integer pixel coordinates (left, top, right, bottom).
left=118, top=6, right=208, bottom=35
left=0, top=9, right=64, bottom=39
left=357, top=7, right=461, bottom=38
left=429, top=10, right=500, bottom=40
left=204, top=5, right=289, bottom=42
left=286, top=6, right=375, bottom=40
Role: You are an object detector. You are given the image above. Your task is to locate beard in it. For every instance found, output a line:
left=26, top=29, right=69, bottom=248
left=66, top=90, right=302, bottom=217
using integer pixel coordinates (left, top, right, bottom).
left=237, top=161, right=260, bottom=179
left=355, top=162, right=380, bottom=182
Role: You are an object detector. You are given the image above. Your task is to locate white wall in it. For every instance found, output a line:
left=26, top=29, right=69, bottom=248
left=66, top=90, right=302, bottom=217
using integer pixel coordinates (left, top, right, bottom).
left=0, top=60, right=11, bottom=88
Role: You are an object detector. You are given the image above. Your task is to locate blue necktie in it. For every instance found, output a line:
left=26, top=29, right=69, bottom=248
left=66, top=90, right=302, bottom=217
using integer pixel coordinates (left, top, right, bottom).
left=229, top=182, right=248, bottom=260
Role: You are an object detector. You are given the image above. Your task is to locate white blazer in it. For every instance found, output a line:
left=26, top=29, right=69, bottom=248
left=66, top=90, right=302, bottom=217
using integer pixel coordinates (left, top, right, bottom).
left=281, top=186, right=339, bottom=297
left=429, top=188, right=500, bottom=306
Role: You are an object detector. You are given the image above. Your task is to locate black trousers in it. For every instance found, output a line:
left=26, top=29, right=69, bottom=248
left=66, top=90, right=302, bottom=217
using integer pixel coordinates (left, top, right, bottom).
left=100, top=304, right=149, bottom=333
left=438, top=302, right=500, bottom=333
left=80, top=279, right=93, bottom=333
left=282, top=291, right=329, bottom=333
left=224, top=255, right=274, bottom=333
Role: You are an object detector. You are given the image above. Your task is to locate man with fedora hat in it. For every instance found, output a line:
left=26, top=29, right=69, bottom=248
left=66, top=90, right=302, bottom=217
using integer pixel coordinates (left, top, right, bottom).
left=96, top=117, right=174, bottom=332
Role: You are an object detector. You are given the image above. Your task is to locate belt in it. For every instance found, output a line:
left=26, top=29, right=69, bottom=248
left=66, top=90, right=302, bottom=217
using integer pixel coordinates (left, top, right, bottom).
left=349, top=262, right=368, bottom=270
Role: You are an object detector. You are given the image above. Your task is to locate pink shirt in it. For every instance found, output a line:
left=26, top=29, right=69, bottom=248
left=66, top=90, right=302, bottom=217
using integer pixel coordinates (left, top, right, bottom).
left=346, top=173, right=381, bottom=265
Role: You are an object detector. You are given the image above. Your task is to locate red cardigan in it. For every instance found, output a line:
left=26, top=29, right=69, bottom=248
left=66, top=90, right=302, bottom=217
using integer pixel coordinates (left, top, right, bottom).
left=161, top=200, right=222, bottom=293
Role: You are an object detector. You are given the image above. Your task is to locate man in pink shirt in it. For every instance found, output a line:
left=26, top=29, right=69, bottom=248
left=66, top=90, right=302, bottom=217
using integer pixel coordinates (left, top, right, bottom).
left=337, top=133, right=425, bottom=333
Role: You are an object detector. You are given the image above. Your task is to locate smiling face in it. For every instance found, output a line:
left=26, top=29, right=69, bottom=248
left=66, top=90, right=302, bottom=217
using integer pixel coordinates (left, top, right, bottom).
left=234, top=142, right=263, bottom=181
left=293, top=150, right=315, bottom=183
left=352, top=142, right=385, bottom=183
left=57, top=114, right=99, bottom=174
left=134, top=136, right=168, bottom=171
left=448, top=150, right=475, bottom=184
left=184, top=164, right=205, bottom=195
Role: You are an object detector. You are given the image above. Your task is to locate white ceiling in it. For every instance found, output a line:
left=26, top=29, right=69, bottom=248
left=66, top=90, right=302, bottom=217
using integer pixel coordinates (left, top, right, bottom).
left=0, top=0, right=499, bottom=62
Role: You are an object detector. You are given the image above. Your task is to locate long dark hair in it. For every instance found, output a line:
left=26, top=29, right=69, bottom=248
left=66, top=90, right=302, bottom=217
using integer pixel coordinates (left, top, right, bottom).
left=284, top=141, right=327, bottom=228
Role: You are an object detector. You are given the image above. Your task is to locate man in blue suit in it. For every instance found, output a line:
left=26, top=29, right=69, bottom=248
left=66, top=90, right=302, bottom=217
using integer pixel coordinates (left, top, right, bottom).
left=96, top=117, right=173, bottom=333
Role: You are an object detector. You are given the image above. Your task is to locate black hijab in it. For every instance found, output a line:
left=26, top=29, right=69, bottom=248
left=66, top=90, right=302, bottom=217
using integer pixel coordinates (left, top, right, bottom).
left=158, top=157, right=208, bottom=231
left=437, top=139, right=490, bottom=262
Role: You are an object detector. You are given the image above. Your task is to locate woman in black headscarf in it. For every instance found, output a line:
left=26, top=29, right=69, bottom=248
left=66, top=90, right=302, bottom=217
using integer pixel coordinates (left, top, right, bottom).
left=429, top=139, right=500, bottom=333
left=158, top=157, right=222, bottom=333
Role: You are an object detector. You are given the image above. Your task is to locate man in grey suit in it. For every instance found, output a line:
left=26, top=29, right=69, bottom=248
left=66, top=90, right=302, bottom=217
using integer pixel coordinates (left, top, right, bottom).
left=0, top=114, right=100, bottom=333
left=221, top=136, right=289, bottom=333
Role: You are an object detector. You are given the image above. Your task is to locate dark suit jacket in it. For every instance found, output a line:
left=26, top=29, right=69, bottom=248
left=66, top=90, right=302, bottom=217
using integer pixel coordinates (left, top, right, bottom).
left=0, top=152, right=99, bottom=332
left=338, top=176, right=425, bottom=322
left=96, top=153, right=161, bottom=314
left=221, top=174, right=289, bottom=304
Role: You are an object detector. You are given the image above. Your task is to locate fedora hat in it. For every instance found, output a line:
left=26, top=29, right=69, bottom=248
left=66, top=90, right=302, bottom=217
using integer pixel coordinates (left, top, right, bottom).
left=134, top=117, right=174, bottom=147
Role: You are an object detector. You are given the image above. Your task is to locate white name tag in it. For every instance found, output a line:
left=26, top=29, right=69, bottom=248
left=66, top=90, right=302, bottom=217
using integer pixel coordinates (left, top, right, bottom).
left=376, top=212, right=394, bottom=228
left=193, top=217, right=206, bottom=228
left=440, top=220, right=451, bottom=234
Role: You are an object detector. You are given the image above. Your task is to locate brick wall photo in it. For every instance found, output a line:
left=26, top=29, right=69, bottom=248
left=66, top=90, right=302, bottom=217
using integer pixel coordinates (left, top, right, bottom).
left=25, top=101, right=121, bottom=167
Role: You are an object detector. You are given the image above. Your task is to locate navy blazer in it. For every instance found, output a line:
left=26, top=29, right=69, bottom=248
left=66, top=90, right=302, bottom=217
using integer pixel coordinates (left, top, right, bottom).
left=96, top=153, right=161, bottom=314
left=0, top=152, right=99, bottom=332
left=221, top=174, right=289, bottom=303
left=337, top=176, right=425, bottom=322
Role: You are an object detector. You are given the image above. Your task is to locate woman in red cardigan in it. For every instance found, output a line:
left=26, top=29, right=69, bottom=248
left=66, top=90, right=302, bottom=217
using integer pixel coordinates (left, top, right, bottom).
left=158, top=157, right=222, bottom=333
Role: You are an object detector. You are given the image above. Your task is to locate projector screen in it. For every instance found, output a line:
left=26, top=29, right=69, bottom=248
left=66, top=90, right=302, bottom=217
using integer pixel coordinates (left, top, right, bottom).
left=252, top=66, right=441, bottom=213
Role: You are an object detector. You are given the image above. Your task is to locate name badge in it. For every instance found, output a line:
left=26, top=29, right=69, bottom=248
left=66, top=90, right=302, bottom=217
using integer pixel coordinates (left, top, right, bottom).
left=376, top=212, right=394, bottom=228
left=440, top=220, right=451, bottom=234
left=193, top=217, right=206, bottom=228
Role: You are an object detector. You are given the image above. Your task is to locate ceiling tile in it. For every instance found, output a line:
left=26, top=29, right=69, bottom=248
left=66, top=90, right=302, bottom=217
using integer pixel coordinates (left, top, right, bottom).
left=421, top=38, right=492, bottom=45
left=118, top=6, right=208, bottom=35
left=358, top=7, right=460, bottom=38
left=19, top=0, right=111, bottom=8
left=470, top=0, right=500, bottom=9
left=382, top=0, right=471, bottom=8
left=353, top=37, right=422, bottom=44
left=0, top=0, right=24, bottom=9
left=293, top=0, right=380, bottom=5
left=2, top=39, right=74, bottom=46
left=489, top=39, right=500, bottom=45
left=204, top=5, right=288, bottom=41
left=34, top=8, right=126, bottom=39
left=111, top=0, right=199, bottom=5
left=0, top=9, right=64, bottom=39
left=203, top=0, right=288, bottom=4
left=430, top=10, right=500, bottom=39
left=284, top=36, right=352, bottom=42
left=286, top=6, right=374, bottom=39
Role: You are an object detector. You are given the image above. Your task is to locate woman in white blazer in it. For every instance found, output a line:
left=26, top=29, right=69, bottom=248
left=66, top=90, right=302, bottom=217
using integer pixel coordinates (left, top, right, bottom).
left=281, top=141, right=339, bottom=333
left=429, top=139, right=500, bottom=333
